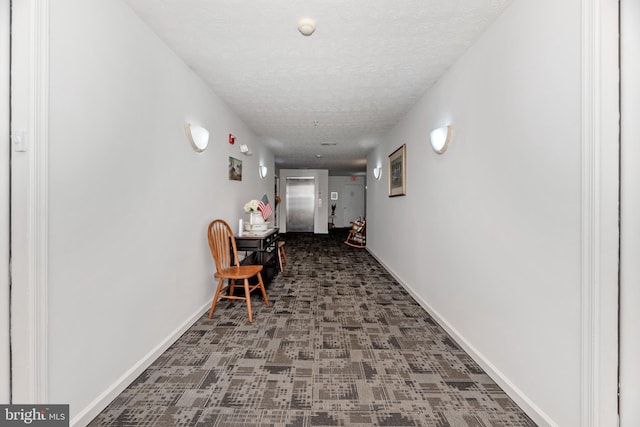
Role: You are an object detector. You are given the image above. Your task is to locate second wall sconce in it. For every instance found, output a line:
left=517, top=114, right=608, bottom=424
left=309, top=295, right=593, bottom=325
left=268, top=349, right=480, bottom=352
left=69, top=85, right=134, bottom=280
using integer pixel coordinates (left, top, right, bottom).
left=259, top=165, right=268, bottom=179
left=373, top=167, right=382, bottom=180
left=184, top=123, right=209, bottom=152
left=430, top=125, right=454, bottom=154
left=298, top=18, right=316, bottom=36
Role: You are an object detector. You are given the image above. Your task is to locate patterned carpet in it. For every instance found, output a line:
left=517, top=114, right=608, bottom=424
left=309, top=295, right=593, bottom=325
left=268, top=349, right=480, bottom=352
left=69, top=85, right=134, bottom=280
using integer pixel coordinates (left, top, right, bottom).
left=89, top=231, right=536, bottom=427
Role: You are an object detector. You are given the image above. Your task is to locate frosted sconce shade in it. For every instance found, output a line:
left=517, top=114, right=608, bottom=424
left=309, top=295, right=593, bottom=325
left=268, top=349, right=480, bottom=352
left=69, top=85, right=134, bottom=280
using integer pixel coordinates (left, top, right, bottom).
left=184, top=123, right=209, bottom=152
left=373, top=167, right=382, bottom=180
left=298, top=18, right=316, bottom=36
left=259, top=165, right=268, bottom=179
left=430, top=125, right=453, bottom=154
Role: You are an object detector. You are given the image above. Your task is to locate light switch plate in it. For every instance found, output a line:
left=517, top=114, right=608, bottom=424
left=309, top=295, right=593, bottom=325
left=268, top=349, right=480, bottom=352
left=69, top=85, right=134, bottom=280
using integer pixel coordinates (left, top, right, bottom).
left=12, top=130, right=27, bottom=152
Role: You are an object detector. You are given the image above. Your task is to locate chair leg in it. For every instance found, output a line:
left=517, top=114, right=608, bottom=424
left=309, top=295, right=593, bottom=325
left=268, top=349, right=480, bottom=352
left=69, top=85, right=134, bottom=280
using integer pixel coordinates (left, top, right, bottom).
left=277, top=242, right=287, bottom=271
left=257, top=272, right=269, bottom=306
left=229, top=279, right=236, bottom=297
left=209, top=278, right=225, bottom=318
left=244, top=278, right=253, bottom=323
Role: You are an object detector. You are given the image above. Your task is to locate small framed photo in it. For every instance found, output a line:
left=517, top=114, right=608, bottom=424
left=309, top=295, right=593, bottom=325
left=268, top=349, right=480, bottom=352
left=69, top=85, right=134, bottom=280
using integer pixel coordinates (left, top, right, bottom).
left=228, top=157, right=242, bottom=181
left=388, top=144, right=406, bottom=197
left=330, top=192, right=338, bottom=200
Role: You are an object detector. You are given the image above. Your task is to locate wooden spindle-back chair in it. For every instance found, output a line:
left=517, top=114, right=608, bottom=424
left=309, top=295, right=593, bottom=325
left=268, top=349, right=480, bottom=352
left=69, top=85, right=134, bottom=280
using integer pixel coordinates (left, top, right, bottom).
left=207, top=219, right=269, bottom=323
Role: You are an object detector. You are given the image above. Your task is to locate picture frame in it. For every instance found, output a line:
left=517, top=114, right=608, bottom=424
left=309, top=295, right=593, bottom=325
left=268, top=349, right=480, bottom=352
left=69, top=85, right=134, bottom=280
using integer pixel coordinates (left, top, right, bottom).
left=330, top=192, right=338, bottom=201
left=388, top=144, right=406, bottom=197
left=228, top=157, right=242, bottom=181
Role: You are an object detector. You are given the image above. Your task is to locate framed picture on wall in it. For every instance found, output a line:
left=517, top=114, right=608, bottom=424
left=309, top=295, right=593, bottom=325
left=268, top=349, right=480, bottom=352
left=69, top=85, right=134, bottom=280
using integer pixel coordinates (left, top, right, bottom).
left=388, top=144, right=406, bottom=197
left=229, top=157, right=242, bottom=181
left=330, top=192, right=338, bottom=200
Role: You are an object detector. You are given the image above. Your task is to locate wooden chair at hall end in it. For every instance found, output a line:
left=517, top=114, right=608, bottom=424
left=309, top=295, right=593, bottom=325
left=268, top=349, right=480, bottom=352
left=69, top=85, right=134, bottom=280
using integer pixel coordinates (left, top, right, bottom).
left=207, top=219, right=269, bottom=323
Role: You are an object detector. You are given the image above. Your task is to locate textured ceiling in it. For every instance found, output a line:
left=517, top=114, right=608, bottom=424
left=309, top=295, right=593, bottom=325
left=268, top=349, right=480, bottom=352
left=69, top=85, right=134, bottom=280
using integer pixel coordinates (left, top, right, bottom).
left=123, top=0, right=512, bottom=174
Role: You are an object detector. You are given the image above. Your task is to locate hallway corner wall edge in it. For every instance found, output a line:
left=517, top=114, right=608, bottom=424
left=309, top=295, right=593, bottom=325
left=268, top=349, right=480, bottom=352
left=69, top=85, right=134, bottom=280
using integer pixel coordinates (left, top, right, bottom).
left=0, top=0, right=11, bottom=405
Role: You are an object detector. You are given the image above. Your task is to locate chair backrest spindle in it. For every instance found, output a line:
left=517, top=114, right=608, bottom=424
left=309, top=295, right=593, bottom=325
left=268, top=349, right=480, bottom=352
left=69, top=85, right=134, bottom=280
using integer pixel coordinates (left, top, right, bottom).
left=208, top=220, right=240, bottom=273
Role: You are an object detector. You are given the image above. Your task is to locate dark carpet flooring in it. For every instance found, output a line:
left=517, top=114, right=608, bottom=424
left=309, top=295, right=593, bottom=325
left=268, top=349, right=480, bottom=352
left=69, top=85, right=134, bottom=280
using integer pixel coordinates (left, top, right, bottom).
left=89, top=230, right=536, bottom=427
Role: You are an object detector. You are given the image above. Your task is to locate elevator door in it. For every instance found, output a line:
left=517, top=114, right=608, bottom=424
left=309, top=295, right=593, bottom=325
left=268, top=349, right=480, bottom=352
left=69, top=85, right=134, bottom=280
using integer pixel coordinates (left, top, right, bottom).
left=286, top=177, right=315, bottom=232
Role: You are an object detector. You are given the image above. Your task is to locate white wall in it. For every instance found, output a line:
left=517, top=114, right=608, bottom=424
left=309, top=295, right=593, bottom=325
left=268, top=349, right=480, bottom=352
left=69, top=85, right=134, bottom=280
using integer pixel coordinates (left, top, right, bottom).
left=620, top=0, right=640, bottom=424
left=367, top=0, right=592, bottom=425
left=11, top=0, right=273, bottom=422
left=278, top=169, right=328, bottom=234
left=0, top=0, right=10, bottom=404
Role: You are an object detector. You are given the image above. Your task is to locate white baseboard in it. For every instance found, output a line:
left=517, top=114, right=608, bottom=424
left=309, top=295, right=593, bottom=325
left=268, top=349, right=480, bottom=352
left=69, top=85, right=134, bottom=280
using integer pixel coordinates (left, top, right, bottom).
left=366, top=248, right=558, bottom=427
left=70, top=302, right=210, bottom=427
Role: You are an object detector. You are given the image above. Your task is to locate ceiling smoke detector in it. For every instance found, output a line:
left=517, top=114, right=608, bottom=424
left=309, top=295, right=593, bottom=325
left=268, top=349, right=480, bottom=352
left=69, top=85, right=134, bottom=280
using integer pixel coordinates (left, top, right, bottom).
left=298, top=18, right=316, bottom=36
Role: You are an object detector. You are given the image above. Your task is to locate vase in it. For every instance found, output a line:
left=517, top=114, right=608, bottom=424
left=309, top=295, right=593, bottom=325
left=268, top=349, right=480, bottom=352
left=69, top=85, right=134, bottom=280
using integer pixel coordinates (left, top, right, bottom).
left=249, top=211, right=265, bottom=225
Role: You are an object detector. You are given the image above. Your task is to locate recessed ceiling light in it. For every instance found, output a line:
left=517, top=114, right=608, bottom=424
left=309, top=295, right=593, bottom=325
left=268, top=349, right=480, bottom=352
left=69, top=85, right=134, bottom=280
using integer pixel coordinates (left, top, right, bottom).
left=315, top=154, right=322, bottom=158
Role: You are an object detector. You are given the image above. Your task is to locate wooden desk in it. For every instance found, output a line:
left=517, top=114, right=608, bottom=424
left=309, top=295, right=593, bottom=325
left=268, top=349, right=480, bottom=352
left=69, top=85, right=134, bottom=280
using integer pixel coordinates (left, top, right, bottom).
left=235, top=228, right=280, bottom=282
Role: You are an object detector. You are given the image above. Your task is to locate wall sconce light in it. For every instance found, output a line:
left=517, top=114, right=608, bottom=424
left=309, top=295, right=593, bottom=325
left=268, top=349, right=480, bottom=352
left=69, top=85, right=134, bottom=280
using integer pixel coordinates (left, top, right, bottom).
left=184, top=123, right=209, bottom=152
left=298, top=18, right=316, bottom=36
left=373, top=167, right=382, bottom=180
left=258, top=165, right=268, bottom=179
left=430, top=125, right=454, bottom=154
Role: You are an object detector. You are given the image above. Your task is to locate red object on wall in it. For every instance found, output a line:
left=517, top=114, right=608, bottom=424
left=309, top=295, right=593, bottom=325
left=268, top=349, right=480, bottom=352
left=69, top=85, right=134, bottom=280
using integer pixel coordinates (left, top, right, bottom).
left=351, top=176, right=357, bottom=181
left=229, top=134, right=235, bottom=145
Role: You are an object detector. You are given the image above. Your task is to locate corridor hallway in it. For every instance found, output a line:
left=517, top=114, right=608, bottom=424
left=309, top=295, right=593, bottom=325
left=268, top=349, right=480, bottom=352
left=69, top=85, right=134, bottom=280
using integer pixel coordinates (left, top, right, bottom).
left=90, top=231, right=535, bottom=426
